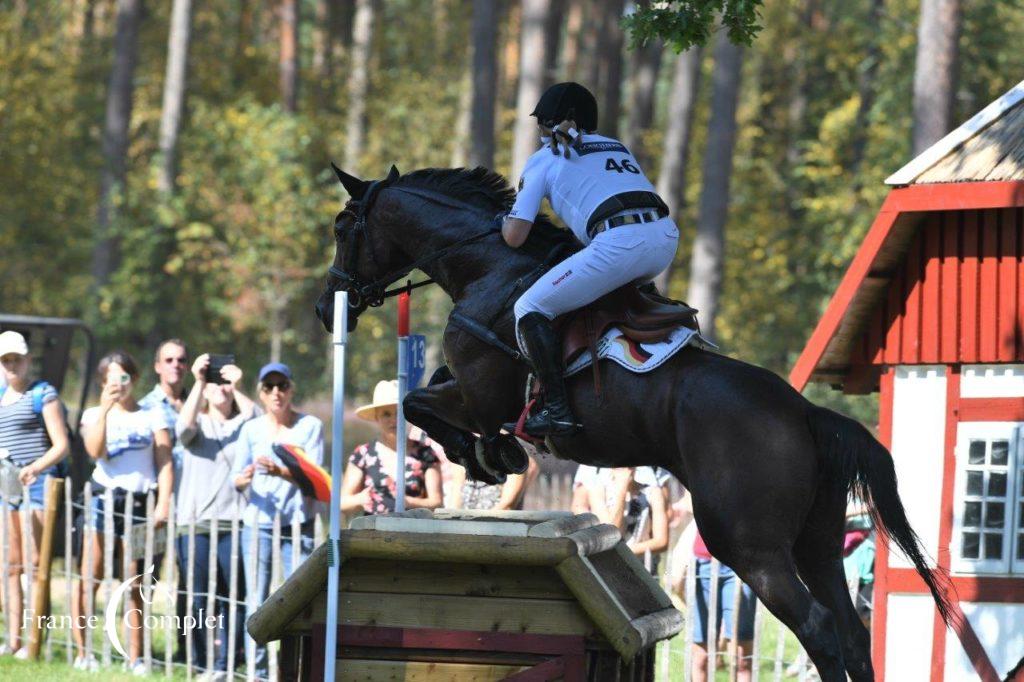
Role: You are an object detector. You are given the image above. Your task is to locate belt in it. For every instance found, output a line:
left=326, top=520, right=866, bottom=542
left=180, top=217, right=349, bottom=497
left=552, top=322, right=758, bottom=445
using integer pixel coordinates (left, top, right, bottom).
left=587, top=208, right=667, bottom=239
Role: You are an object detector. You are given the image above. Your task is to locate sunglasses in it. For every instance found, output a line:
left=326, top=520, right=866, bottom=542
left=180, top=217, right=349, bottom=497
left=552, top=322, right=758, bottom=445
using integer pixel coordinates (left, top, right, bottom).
left=261, top=381, right=291, bottom=392
left=162, top=356, right=188, bottom=365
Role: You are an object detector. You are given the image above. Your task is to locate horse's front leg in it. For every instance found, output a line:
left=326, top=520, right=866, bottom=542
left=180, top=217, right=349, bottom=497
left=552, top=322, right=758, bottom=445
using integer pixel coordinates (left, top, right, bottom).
left=404, top=367, right=527, bottom=484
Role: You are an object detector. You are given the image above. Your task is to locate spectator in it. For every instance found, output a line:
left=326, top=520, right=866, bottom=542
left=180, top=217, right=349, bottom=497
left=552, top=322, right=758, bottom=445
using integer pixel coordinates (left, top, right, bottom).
left=232, top=362, right=322, bottom=679
left=0, top=331, right=70, bottom=657
left=570, top=464, right=598, bottom=514
left=176, top=354, right=257, bottom=678
left=585, top=467, right=670, bottom=572
left=449, top=457, right=539, bottom=511
left=72, top=350, right=173, bottom=674
left=340, top=380, right=442, bottom=514
left=691, top=530, right=756, bottom=682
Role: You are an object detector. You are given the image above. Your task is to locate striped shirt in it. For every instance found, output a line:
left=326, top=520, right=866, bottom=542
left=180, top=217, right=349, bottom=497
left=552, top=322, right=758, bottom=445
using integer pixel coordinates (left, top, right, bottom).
left=0, top=384, right=58, bottom=467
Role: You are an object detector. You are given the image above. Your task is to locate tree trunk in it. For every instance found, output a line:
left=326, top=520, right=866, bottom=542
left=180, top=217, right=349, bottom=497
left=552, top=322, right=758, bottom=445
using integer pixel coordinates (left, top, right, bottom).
left=562, top=0, right=583, bottom=80
left=501, top=2, right=521, bottom=110
left=512, top=0, right=550, bottom=179
left=279, top=0, right=300, bottom=113
left=912, top=0, right=961, bottom=155
left=90, top=0, right=143, bottom=293
left=597, top=0, right=625, bottom=138
left=851, top=0, right=884, bottom=179
left=543, top=0, right=566, bottom=87
left=622, top=35, right=663, bottom=168
left=450, top=68, right=472, bottom=168
left=468, top=0, right=498, bottom=169
left=687, top=33, right=743, bottom=342
left=157, top=0, right=192, bottom=195
left=652, top=47, right=701, bottom=294
left=345, top=0, right=374, bottom=170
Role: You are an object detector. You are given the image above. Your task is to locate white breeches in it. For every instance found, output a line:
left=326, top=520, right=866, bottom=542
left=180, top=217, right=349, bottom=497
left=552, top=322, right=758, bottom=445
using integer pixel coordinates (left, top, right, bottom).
left=513, top=217, right=679, bottom=327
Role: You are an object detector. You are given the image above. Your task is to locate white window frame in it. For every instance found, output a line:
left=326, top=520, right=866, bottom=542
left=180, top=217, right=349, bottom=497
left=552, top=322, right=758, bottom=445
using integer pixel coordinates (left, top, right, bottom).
left=950, top=422, right=1020, bottom=575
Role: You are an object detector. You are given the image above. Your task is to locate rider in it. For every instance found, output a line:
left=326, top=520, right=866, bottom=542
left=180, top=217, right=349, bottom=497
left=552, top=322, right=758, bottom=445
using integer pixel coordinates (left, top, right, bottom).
left=502, top=82, right=679, bottom=438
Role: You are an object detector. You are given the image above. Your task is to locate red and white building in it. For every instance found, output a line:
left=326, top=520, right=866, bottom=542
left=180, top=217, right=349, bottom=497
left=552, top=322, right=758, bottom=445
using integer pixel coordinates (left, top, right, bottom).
left=791, top=81, right=1024, bottom=681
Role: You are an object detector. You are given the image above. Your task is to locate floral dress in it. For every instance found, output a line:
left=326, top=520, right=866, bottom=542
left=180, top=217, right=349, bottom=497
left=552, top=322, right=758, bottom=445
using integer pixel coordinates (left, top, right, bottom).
left=348, top=439, right=439, bottom=514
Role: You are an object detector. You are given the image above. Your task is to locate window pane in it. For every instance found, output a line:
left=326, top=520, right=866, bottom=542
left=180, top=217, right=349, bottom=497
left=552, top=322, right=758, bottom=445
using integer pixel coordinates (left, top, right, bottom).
left=1018, top=536, right=1024, bottom=561
left=985, top=502, right=1005, bottom=528
left=990, top=440, right=1009, bottom=466
left=963, top=501, right=982, bottom=527
left=989, top=472, right=1007, bottom=497
left=968, top=441, right=986, bottom=464
left=984, top=534, right=1003, bottom=559
left=966, top=471, right=984, bottom=496
left=962, top=532, right=980, bottom=559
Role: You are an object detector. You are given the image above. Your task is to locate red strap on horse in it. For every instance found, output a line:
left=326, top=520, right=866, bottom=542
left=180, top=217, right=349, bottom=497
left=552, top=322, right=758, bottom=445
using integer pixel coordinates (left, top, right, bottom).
left=514, top=398, right=541, bottom=443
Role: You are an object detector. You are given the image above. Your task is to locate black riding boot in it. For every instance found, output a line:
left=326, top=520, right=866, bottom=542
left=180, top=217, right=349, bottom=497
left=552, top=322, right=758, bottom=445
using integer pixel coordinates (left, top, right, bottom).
left=518, top=312, right=580, bottom=437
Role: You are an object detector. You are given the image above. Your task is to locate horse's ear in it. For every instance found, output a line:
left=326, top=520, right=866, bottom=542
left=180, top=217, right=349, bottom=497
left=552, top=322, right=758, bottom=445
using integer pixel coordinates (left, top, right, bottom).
left=386, top=164, right=401, bottom=183
left=331, top=162, right=369, bottom=199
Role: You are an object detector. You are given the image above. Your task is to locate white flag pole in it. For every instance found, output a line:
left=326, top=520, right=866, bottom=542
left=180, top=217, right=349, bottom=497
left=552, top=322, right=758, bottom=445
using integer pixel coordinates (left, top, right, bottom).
left=395, top=291, right=410, bottom=513
left=324, top=290, right=348, bottom=681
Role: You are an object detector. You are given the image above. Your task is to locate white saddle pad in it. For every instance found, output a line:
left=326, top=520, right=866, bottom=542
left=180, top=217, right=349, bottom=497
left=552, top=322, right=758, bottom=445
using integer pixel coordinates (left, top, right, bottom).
left=565, top=325, right=714, bottom=377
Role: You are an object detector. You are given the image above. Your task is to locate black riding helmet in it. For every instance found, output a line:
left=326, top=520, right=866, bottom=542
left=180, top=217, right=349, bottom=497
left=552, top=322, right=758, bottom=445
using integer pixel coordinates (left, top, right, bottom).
left=531, top=82, right=598, bottom=132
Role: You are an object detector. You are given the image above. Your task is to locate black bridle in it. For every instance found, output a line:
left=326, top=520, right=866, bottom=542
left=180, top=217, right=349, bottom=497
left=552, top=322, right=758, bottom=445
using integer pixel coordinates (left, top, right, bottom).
left=326, top=180, right=502, bottom=309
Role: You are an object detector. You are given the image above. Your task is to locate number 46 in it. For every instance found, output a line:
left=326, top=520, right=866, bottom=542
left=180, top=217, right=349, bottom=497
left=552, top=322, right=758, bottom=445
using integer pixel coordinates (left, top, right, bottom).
left=605, top=158, right=640, bottom=174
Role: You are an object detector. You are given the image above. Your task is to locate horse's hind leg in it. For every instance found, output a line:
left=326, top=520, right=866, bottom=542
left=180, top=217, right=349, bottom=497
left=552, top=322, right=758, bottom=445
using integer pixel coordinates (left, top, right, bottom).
left=794, top=555, right=873, bottom=682
left=738, top=557, right=848, bottom=682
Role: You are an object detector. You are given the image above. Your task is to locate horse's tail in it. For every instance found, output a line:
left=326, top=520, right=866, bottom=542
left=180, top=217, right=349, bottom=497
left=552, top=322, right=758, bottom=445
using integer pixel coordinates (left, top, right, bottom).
left=807, top=405, right=955, bottom=627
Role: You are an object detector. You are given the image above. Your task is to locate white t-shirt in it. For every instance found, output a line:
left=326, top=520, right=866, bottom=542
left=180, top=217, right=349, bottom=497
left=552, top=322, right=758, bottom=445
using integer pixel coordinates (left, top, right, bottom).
left=81, top=406, right=168, bottom=494
left=509, top=134, right=658, bottom=245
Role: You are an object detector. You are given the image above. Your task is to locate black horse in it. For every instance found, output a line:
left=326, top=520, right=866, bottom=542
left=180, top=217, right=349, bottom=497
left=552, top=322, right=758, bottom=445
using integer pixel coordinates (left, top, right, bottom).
left=314, top=165, right=953, bottom=680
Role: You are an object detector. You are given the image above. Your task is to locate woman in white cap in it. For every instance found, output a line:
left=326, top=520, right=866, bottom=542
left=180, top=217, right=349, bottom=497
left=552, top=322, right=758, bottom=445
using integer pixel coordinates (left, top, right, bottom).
left=0, top=330, right=69, bottom=657
left=340, top=380, right=442, bottom=515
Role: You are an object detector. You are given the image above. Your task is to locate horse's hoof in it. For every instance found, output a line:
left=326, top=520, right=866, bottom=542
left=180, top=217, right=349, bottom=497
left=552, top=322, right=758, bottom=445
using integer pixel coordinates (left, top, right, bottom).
left=486, top=434, right=528, bottom=474
left=466, top=439, right=506, bottom=485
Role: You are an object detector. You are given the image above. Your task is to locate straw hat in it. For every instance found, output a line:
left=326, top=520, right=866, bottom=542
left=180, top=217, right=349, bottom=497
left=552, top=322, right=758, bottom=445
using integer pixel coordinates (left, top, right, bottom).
left=355, top=380, right=399, bottom=420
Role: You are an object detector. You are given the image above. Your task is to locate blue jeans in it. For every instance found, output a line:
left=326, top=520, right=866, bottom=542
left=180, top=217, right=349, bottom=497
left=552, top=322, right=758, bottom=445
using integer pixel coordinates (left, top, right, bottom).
left=3, top=470, right=55, bottom=511
left=241, top=524, right=314, bottom=677
left=175, top=531, right=246, bottom=672
left=692, top=559, right=756, bottom=643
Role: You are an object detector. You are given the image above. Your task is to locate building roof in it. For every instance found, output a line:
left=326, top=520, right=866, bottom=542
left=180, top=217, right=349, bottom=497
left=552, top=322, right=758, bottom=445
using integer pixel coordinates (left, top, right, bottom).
left=887, top=80, right=1024, bottom=186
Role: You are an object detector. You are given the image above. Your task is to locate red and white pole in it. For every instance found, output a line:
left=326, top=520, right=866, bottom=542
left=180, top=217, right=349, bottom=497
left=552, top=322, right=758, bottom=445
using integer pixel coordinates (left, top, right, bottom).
left=395, top=291, right=410, bottom=512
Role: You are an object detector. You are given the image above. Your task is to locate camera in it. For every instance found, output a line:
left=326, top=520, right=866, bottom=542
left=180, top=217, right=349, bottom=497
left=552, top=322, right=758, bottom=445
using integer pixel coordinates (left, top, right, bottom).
left=205, top=354, right=235, bottom=385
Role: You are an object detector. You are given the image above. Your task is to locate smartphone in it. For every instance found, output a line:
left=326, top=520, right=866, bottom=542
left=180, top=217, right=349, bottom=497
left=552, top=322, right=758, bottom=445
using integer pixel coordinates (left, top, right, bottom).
left=206, top=354, right=235, bottom=385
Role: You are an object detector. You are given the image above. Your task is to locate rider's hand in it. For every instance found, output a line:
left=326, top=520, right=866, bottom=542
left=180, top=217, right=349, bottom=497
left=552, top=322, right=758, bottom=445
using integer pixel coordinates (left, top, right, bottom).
left=191, top=354, right=210, bottom=383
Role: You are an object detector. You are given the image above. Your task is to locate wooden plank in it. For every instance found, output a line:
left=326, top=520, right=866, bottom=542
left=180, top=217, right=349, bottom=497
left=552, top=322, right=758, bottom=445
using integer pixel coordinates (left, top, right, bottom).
left=921, top=217, right=942, bottom=362
left=883, top=265, right=904, bottom=365
left=979, top=208, right=1000, bottom=358
left=900, top=232, right=923, bottom=363
left=554, top=555, right=638, bottom=659
left=961, top=210, right=981, bottom=362
left=940, top=211, right=960, bottom=362
left=341, top=529, right=577, bottom=566
left=998, top=207, right=1019, bottom=360
left=337, top=658, right=529, bottom=681
left=317, top=592, right=597, bottom=638
left=340, top=558, right=574, bottom=601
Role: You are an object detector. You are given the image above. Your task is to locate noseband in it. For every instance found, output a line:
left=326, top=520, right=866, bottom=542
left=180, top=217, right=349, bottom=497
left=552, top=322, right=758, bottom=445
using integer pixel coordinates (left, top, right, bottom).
left=326, top=182, right=502, bottom=309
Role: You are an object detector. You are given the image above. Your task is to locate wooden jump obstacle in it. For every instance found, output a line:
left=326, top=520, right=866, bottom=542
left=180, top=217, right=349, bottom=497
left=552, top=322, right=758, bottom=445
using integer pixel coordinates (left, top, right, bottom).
left=247, top=510, right=683, bottom=681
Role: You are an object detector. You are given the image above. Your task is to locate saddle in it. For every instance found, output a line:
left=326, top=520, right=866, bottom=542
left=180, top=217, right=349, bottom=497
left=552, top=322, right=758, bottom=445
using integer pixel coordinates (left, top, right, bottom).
left=555, top=285, right=699, bottom=366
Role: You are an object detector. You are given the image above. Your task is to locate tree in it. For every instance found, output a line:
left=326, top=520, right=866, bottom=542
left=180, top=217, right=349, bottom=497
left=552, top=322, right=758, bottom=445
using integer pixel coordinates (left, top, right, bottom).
left=687, top=31, right=743, bottom=341
left=543, top=0, right=566, bottom=86
left=625, top=0, right=763, bottom=51
left=653, top=47, right=701, bottom=294
left=468, top=0, right=498, bottom=169
left=512, top=0, right=550, bottom=179
left=597, top=0, right=625, bottom=138
left=621, top=28, right=664, bottom=167
left=157, top=0, right=192, bottom=195
left=345, top=0, right=373, bottom=170
left=90, top=0, right=143, bottom=295
left=912, top=0, right=961, bottom=155
left=279, top=0, right=299, bottom=113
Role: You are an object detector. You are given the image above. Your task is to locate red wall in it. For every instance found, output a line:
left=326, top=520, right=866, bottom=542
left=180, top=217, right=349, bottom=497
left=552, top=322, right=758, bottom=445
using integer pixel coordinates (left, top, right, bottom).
left=852, top=208, right=1024, bottom=367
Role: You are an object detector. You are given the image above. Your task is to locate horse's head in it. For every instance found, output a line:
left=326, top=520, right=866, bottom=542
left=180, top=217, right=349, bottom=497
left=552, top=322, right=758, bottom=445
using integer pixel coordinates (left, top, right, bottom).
left=315, top=163, right=404, bottom=333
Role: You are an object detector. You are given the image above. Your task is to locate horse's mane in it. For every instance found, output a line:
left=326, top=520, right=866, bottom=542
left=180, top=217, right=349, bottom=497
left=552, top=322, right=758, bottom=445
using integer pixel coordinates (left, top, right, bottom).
left=396, top=167, right=580, bottom=259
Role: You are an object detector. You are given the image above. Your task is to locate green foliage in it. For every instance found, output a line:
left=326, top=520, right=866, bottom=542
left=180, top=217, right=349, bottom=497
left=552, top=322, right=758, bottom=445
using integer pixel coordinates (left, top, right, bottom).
left=625, top=1, right=765, bottom=52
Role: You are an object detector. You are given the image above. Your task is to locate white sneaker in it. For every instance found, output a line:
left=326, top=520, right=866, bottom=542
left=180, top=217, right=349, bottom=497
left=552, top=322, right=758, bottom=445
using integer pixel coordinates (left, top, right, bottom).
left=13, top=647, right=29, bottom=660
left=0, top=644, right=13, bottom=656
left=130, top=658, right=149, bottom=676
left=73, top=654, right=99, bottom=671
